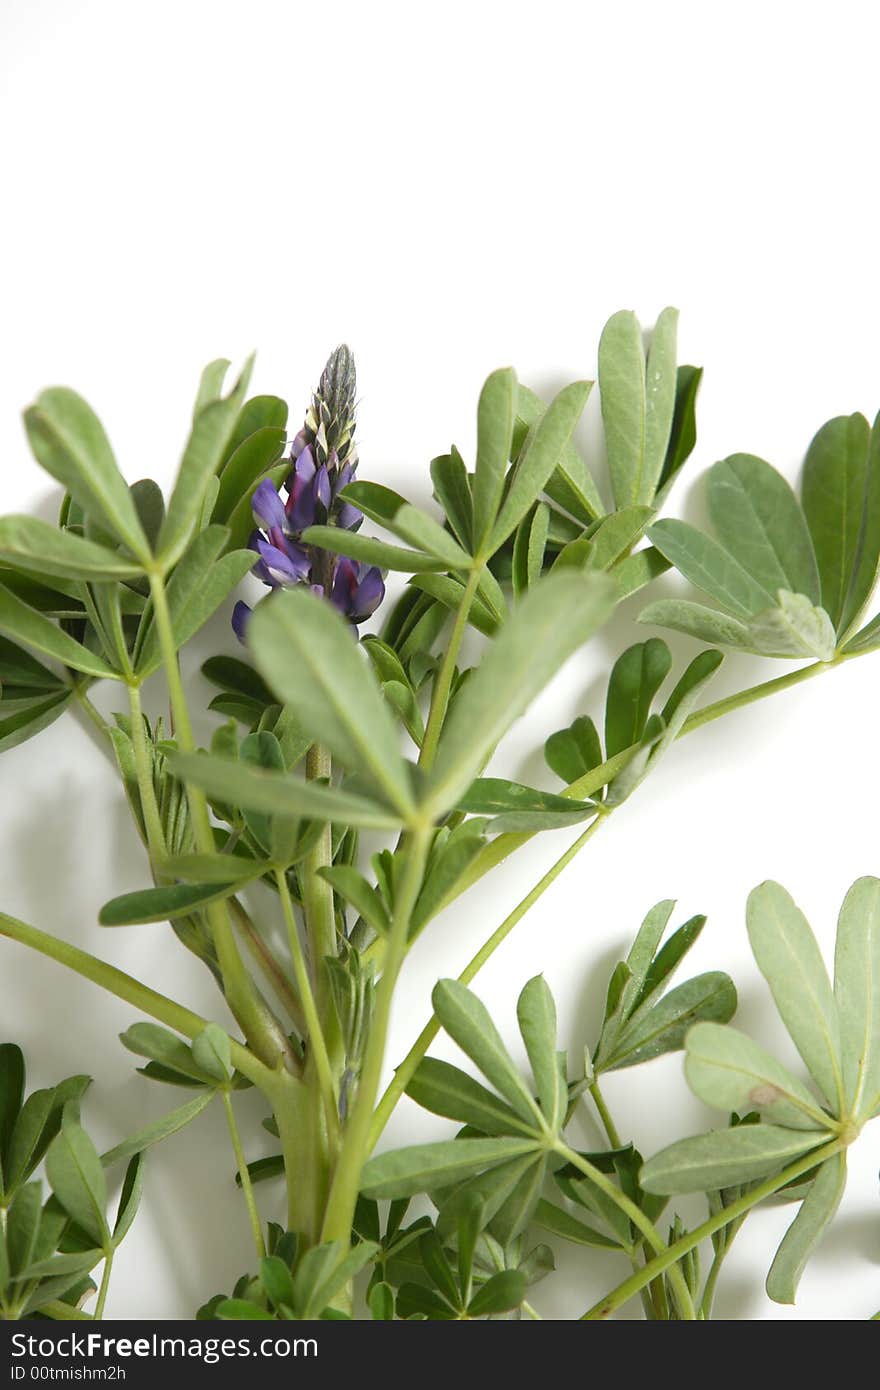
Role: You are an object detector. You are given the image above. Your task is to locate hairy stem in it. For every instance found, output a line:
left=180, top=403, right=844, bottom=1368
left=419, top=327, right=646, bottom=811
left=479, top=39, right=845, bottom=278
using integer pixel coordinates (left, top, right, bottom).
left=222, top=1090, right=266, bottom=1261
left=418, top=567, right=481, bottom=770
left=369, top=814, right=606, bottom=1147
left=321, top=826, right=432, bottom=1242
left=581, top=1138, right=843, bottom=1319
left=148, top=570, right=290, bottom=1071
left=127, top=683, right=168, bottom=861
left=276, top=869, right=339, bottom=1147
left=303, top=744, right=341, bottom=1059
left=555, top=1141, right=696, bottom=1321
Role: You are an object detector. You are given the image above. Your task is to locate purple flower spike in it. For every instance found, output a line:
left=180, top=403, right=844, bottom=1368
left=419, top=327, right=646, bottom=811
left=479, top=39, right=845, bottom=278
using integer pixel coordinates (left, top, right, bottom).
left=331, top=558, right=385, bottom=624
left=315, top=464, right=331, bottom=514
left=232, top=601, right=252, bottom=644
left=255, top=536, right=311, bottom=587
left=251, top=478, right=288, bottom=533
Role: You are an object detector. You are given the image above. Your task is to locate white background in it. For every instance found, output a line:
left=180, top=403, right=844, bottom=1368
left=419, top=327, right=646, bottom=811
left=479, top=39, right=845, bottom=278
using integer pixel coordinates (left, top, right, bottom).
left=1, top=0, right=878, bottom=1321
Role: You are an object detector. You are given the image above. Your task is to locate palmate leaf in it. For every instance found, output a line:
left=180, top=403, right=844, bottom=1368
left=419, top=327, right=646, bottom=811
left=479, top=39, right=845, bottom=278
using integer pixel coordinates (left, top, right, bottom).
left=248, top=586, right=415, bottom=819
left=341, top=481, right=472, bottom=568
left=45, top=1123, right=110, bottom=1249
left=430, top=448, right=474, bottom=552
left=456, top=777, right=596, bottom=832
left=431, top=980, right=542, bottom=1125
left=707, top=453, right=820, bottom=605
left=515, top=384, right=603, bottom=526
left=648, top=519, right=774, bottom=619
left=598, top=307, right=678, bottom=508
left=23, top=389, right=151, bottom=564
left=406, top=1058, right=533, bottom=1137
left=360, top=1137, right=540, bottom=1199
left=655, top=365, right=703, bottom=505
left=487, top=381, right=593, bottom=555
left=833, top=876, right=880, bottom=1122
left=0, top=516, right=144, bottom=582
left=746, top=882, right=843, bottom=1112
left=801, top=413, right=874, bottom=632
left=603, top=974, right=737, bottom=1072
left=472, top=367, right=518, bottom=551
left=517, top=976, right=564, bottom=1129
left=604, top=638, right=671, bottom=759
left=301, top=525, right=446, bottom=573
left=684, top=1022, right=830, bottom=1130
left=640, top=1124, right=831, bottom=1196
left=423, top=571, right=615, bottom=818
left=765, top=1152, right=847, bottom=1304
left=0, top=585, right=119, bottom=681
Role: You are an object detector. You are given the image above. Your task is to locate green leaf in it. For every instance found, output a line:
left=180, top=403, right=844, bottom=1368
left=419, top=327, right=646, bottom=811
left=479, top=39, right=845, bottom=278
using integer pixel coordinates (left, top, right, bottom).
left=684, top=1022, right=830, bottom=1129
left=6, top=1076, right=90, bottom=1192
left=599, top=308, right=678, bottom=507
left=516, top=384, right=603, bottom=525
left=0, top=691, right=71, bottom=754
left=467, top=1268, right=527, bottom=1317
left=425, top=571, right=615, bottom=817
left=801, top=413, right=872, bottom=630
left=225, top=461, right=290, bottom=553
left=112, top=1152, right=145, bottom=1244
left=158, top=852, right=259, bottom=885
left=260, top=1254, right=296, bottom=1309
left=456, top=778, right=595, bottom=832
left=24, top=390, right=151, bottom=563
left=7, top=1182, right=43, bottom=1275
left=648, top=519, right=774, bottom=618
left=0, top=585, right=119, bottom=679
left=101, top=1093, right=213, bottom=1168
left=708, top=454, right=820, bottom=605
left=301, top=525, right=444, bottom=573
left=0, top=636, right=60, bottom=690
left=119, top=1024, right=211, bottom=1085
left=511, top=503, right=550, bottom=597
left=360, top=1137, right=539, bottom=1199
left=744, top=591, right=837, bottom=661
left=130, top=479, right=165, bottom=549
left=171, top=751, right=401, bottom=830
left=746, top=882, right=843, bottom=1111
left=406, top=1058, right=534, bottom=1137
left=639, top=598, right=752, bottom=650
left=656, top=365, right=703, bottom=501
left=431, top=980, right=542, bottom=1124
left=319, top=865, right=390, bottom=936
left=136, top=529, right=254, bottom=675
left=341, top=482, right=472, bottom=568
left=488, top=382, right=592, bottom=554
left=614, top=547, right=671, bottom=601
left=603, top=973, right=737, bottom=1071
left=369, top=1281, right=396, bottom=1320
left=472, top=367, right=518, bottom=549
left=586, top=507, right=653, bottom=571
left=45, top=1124, right=109, bottom=1247
left=191, top=1025, right=232, bottom=1084
left=604, top=639, right=671, bottom=758
left=533, top=1197, right=618, bottom=1249
left=430, top=449, right=474, bottom=551
left=248, top=586, right=414, bottom=819
left=216, top=1299, right=275, bottom=1320
left=213, top=425, right=287, bottom=525
left=517, top=976, right=563, bottom=1129
left=410, top=827, right=487, bottom=935
left=840, top=413, right=880, bottom=637
left=766, top=1152, right=846, bottom=1304
left=419, top=1229, right=461, bottom=1308
left=833, top=876, right=880, bottom=1122
left=640, top=1125, right=830, bottom=1196
left=202, top=655, right=274, bottom=705
left=409, top=574, right=499, bottom=636
left=156, top=357, right=253, bottom=567
left=99, top=880, right=249, bottom=927
left=295, top=1240, right=378, bottom=1319
left=0, top=517, right=143, bottom=582
left=636, top=914, right=706, bottom=1010
left=544, top=714, right=602, bottom=787
left=225, top=395, right=288, bottom=460
left=0, top=1043, right=25, bottom=1181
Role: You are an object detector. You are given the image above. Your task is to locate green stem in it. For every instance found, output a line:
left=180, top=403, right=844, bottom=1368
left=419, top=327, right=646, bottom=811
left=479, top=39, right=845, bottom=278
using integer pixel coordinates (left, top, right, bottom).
left=418, top=567, right=481, bottom=770
left=228, top=896, right=305, bottom=1038
left=223, top=1090, right=266, bottom=1261
left=581, top=1138, right=843, bottom=1319
left=303, top=745, right=341, bottom=1048
left=321, top=826, right=432, bottom=1242
left=369, top=814, right=606, bottom=1148
left=0, top=910, right=274, bottom=1093
left=555, top=1141, right=696, bottom=1321
left=93, top=1251, right=113, bottom=1320
left=72, top=686, right=111, bottom=741
left=276, top=869, right=339, bottom=1147
left=127, top=683, right=168, bottom=861
left=148, top=570, right=289, bottom=1071
left=41, top=1301, right=94, bottom=1321
left=588, top=1080, right=622, bottom=1149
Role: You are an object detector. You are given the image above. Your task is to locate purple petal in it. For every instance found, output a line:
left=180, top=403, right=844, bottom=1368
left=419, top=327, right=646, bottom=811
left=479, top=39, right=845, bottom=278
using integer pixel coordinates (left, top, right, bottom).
left=336, top=461, right=354, bottom=493
left=290, top=428, right=310, bottom=461
left=352, top=566, right=385, bottom=621
left=330, top=556, right=358, bottom=613
left=285, top=486, right=317, bottom=532
left=251, top=478, right=287, bottom=532
left=315, top=465, right=331, bottom=512
left=336, top=502, right=363, bottom=531
left=256, top=537, right=310, bottom=586
left=231, top=601, right=252, bottom=643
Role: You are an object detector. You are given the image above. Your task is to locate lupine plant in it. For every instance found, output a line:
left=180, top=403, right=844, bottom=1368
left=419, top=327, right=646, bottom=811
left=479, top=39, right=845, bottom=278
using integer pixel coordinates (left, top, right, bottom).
left=1, top=313, right=878, bottom=1321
